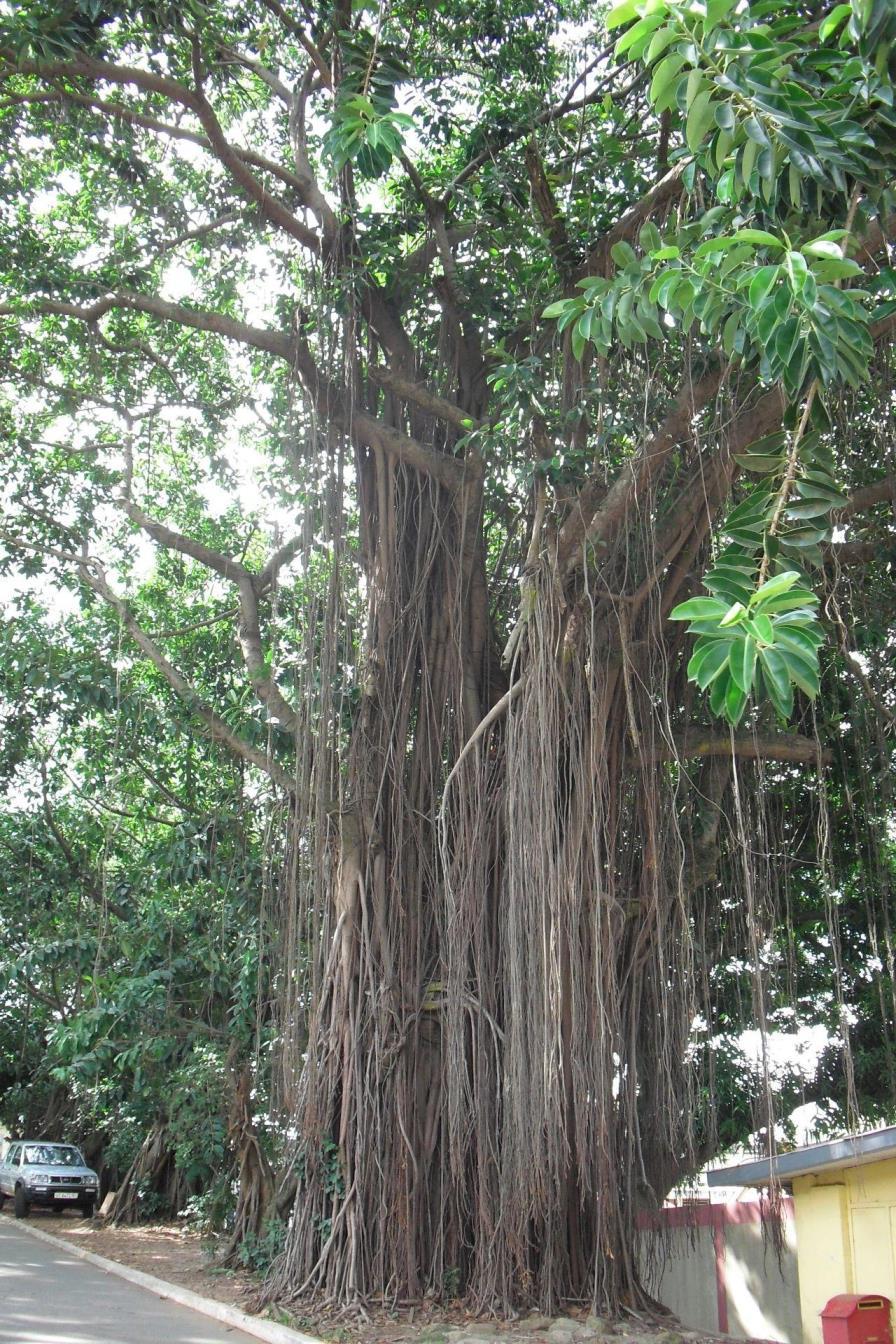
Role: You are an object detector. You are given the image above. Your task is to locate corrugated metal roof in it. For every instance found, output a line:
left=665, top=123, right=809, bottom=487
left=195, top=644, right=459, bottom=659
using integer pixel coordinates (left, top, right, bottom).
left=707, top=1125, right=896, bottom=1187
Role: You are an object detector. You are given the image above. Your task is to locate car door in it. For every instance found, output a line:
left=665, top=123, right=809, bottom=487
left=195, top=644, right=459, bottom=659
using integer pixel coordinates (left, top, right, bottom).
left=1, top=1144, right=19, bottom=1195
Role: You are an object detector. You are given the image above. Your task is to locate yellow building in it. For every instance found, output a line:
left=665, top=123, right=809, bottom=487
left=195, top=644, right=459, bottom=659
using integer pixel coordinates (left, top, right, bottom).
left=709, top=1127, right=896, bottom=1344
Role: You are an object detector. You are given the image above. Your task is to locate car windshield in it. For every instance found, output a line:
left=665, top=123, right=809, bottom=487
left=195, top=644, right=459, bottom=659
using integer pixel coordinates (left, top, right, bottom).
left=22, top=1145, right=83, bottom=1167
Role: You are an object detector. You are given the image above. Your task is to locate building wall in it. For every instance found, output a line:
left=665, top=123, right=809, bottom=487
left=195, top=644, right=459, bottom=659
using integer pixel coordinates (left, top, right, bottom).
left=642, top=1223, right=719, bottom=1334
left=793, top=1156, right=896, bottom=1344
left=641, top=1200, right=801, bottom=1344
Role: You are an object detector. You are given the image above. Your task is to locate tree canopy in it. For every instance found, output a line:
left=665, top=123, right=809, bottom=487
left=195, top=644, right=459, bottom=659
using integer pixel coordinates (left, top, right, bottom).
left=0, top=0, right=895, bottom=1317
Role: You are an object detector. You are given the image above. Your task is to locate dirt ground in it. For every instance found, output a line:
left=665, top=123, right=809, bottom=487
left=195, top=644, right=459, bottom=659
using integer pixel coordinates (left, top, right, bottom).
left=2, top=1209, right=731, bottom=1344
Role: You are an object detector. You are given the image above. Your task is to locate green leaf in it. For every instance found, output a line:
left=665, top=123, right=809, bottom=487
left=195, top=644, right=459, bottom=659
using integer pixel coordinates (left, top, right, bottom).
left=606, top=0, right=640, bottom=28
left=723, top=678, right=748, bottom=725
left=709, top=669, right=732, bottom=716
left=802, top=239, right=844, bottom=260
left=610, top=240, right=638, bottom=268
left=714, top=101, right=736, bottom=132
left=686, top=91, right=716, bottom=154
left=729, top=634, right=758, bottom=694
left=616, top=12, right=665, bottom=55
left=690, top=640, right=734, bottom=689
left=785, top=497, right=839, bottom=519
left=747, top=613, right=775, bottom=644
left=733, top=453, right=786, bottom=473
left=774, top=625, right=824, bottom=660
left=751, top=571, right=801, bottom=605
left=819, top=3, right=852, bottom=40
left=722, top=311, right=742, bottom=357
left=638, top=221, right=663, bottom=254
left=759, top=647, right=794, bottom=717
left=650, top=52, right=687, bottom=107
left=645, top=25, right=679, bottom=63
left=719, top=601, right=747, bottom=627
left=778, top=646, right=821, bottom=697
left=757, top=590, right=820, bottom=614
left=669, top=597, right=729, bottom=620
left=743, top=118, right=771, bottom=149
left=749, top=265, right=780, bottom=310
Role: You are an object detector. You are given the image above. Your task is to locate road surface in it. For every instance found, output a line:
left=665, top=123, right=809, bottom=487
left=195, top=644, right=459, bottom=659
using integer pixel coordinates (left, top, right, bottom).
left=0, top=1215, right=265, bottom=1343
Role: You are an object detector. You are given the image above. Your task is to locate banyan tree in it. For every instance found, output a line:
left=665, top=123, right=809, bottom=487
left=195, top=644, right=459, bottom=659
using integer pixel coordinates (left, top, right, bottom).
left=1, top=0, right=895, bottom=1316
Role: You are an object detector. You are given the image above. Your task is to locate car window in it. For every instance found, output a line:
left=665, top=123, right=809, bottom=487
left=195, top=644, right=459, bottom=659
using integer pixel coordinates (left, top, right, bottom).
left=7, top=1145, right=20, bottom=1166
left=22, top=1144, right=84, bottom=1166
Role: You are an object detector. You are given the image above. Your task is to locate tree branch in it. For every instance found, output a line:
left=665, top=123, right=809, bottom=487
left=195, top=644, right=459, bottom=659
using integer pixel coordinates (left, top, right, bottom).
left=645, top=733, right=831, bottom=766
left=117, top=498, right=248, bottom=582
left=366, top=364, right=478, bottom=433
left=116, top=501, right=302, bottom=732
left=0, top=292, right=294, bottom=360
left=81, top=557, right=297, bottom=792
left=840, top=473, right=896, bottom=518
left=0, top=87, right=312, bottom=200
left=189, top=42, right=323, bottom=252
left=1, top=291, right=458, bottom=488
left=1, top=531, right=297, bottom=793
left=234, top=572, right=300, bottom=731
left=559, top=311, right=896, bottom=581
left=258, top=536, right=304, bottom=590
left=573, top=162, right=686, bottom=283
left=524, top=138, right=576, bottom=277
left=292, top=333, right=466, bottom=489
left=0, top=54, right=321, bottom=253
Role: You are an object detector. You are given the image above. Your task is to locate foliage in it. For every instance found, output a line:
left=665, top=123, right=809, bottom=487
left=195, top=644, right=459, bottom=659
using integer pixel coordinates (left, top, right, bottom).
left=234, top=1215, right=287, bottom=1276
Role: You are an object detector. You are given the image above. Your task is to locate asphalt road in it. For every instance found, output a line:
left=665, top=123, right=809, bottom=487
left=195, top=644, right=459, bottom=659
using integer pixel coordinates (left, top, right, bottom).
left=0, top=1215, right=264, bottom=1343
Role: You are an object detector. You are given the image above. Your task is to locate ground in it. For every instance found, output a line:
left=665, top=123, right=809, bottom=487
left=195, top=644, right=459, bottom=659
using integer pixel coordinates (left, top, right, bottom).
left=0, top=1208, right=733, bottom=1344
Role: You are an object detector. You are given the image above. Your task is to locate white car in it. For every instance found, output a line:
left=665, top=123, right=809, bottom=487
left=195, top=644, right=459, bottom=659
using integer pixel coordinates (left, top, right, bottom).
left=0, top=1141, right=99, bottom=1219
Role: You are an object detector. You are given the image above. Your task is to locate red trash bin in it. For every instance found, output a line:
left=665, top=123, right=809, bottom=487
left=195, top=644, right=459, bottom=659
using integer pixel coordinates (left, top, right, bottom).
left=821, top=1295, right=893, bottom=1344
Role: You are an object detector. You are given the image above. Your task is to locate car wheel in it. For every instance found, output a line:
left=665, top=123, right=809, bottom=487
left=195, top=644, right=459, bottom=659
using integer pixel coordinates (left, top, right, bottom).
left=79, top=1198, right=95, bottom=1219
left=13, top=1185, right=29, bottom=1219
left=0, top=1190, right=6, bottom=1210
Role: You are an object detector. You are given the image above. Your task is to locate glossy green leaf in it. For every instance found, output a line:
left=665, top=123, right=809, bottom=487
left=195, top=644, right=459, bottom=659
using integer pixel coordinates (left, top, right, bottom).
left=670, top=596, right=730, bottom=621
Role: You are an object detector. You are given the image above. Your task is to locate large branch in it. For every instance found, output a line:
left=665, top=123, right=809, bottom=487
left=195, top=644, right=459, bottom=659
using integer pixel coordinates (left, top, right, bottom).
left=233, top=572, right=300, bottom=732
left=117, top=501, right=301, bottom=732
left=0, top=88, right=312, bottom=201
left=840, top=473, right=896, bottom=518
left=190, top=43, right=323, bottom=253
left=292, top=335, right=467, bottom=489
left=573, top=162, right=686, bottom=283
left=118, top=498, right=248, bottom=582
left=366, top=364, right=479, bottom=434
left=80, top=558, right=297, bottom=793
left=646, top=734, right=832, bottom=766
left=1, top=530, right=297, bottom=793
left=556, top=364, right=742, bottom=574
left=0, top=292, right=293, bottom=359
left=559, top=306, right=896, bottom=580
left=0, top=54, right=321, bottom=253
left=0, top=290, right=459, bottom=487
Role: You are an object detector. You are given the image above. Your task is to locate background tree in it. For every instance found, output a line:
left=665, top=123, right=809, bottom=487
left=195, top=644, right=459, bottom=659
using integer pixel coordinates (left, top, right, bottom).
left=0, top=0, right=894, bottom=1316
left=0, top=589, right=288, bottom=1243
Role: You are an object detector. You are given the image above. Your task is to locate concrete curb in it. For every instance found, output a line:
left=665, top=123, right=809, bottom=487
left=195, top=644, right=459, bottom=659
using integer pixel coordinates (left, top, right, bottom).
left=11, top=1215, right=324, bottom=1344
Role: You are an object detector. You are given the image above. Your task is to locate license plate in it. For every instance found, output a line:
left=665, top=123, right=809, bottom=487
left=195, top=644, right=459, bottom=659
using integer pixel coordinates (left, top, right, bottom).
left=53, top=1192, right=79, bottom=1199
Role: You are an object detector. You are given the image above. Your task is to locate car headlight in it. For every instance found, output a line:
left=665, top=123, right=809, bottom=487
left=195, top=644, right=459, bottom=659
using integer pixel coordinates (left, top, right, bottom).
left=30, top=1174, right=50, bottom=1186
left=84, top=1176, right=98, bottom=1186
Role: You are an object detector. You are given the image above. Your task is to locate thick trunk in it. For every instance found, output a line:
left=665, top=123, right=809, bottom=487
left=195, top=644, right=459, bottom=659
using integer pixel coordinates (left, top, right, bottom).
left=267, top=458, right=727, bottom=1312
